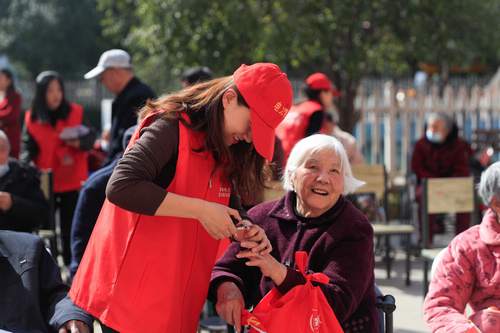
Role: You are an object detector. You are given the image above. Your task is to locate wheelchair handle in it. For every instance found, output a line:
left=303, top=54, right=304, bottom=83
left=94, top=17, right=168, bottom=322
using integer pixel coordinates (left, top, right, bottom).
left=376, top=294, right=396, bottom=314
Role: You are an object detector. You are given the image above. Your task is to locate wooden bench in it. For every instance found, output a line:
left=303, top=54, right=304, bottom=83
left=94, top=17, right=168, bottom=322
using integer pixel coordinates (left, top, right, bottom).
left=352, top=164, right=415, bottom=286
left=421, top=177, right=478, bottom=296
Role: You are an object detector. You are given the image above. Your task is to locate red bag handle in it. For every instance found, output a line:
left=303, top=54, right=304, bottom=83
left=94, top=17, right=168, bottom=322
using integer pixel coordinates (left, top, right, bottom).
left=295, top=251, right=330, bottom=284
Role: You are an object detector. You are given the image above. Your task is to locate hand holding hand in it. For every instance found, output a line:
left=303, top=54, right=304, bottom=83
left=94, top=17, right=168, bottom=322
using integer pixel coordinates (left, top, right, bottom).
left=235, top=223, right=272, bottom=255
left=216, top=282, right=245, bottom=333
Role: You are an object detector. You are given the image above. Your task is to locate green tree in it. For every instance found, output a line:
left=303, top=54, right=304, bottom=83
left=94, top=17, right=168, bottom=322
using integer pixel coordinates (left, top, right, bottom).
left=394, top=0, right=500, bottom=87
left=3, top=0, right=500, bottom=129
left=94, top=0, right=413, bottom=131
left=0, top=0, right=109, bottom=79
left=257, top=0, right=413, bottom=132
left=96, top=0, right=267, bottom=92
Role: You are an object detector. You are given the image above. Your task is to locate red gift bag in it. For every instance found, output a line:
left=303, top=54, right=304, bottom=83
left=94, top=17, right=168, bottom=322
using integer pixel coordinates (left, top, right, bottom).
left=241, top=251, right=344, bottom=333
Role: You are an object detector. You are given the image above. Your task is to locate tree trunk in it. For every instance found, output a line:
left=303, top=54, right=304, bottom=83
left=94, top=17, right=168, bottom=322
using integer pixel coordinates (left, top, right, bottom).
left=337, top=77, right=361, bottom=134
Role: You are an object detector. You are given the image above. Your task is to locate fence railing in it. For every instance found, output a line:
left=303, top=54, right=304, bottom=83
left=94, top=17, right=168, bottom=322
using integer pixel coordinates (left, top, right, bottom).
left=356, top=74, right=500, bottom=188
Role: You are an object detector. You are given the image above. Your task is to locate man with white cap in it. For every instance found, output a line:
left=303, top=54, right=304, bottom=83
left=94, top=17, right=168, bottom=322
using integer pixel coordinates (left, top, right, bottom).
left=84, top=49, right=155, bottom=168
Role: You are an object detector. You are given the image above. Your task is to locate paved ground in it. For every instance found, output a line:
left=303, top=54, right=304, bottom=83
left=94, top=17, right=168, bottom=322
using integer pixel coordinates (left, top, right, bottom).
left=375, top=248, right=430, bottom=332
left=374, top=222, right=455, bottom=333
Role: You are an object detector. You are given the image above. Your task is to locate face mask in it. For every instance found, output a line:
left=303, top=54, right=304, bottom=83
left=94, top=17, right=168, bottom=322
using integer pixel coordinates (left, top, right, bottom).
left=426, top=130, right=443, bottom=144
left=0, top=163, right=10, bottom=178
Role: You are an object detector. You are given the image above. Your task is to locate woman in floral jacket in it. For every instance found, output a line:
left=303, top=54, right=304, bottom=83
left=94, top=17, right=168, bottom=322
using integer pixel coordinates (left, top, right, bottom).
left=423, top=161, right=500, bottom=333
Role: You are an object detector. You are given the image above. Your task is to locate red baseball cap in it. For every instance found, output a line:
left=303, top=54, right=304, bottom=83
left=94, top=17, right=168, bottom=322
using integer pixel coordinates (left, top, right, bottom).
left=306, top=73, right=341, bottom=97
left=234, top=63, right=293, bottom=161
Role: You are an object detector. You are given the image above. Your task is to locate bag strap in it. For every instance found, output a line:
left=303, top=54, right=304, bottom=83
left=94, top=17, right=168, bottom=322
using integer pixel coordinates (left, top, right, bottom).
left=295, top=251, right=330, bottom=284
left=295, top=251, right=308, bottom=276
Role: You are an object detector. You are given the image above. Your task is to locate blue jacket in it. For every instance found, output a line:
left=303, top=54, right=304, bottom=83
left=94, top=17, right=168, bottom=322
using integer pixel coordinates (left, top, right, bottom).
left=0, top=231, right=93, bottom=332
left=70, top=124, right=138, bottom=279
left=69, top=158, right=118, bottom=279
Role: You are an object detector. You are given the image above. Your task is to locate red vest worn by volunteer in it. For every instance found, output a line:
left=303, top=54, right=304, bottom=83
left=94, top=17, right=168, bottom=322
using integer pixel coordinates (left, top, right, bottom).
left=24, top=103, right=88, bottom=193
left=275, top=100, right=325, bottom=163
left=70, top=113, right=232, bottom=333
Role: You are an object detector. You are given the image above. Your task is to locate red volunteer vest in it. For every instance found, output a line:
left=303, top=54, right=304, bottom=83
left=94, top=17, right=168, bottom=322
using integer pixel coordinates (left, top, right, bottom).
left=275, top=100, right=326, bottom=163
left=24, top=103, right=88, bottom=193
left=70, top=113, right=231, bottom=333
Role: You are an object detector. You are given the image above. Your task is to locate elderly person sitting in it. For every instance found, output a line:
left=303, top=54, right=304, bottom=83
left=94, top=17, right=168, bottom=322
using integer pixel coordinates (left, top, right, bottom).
left=0, top=230, right=93, bottom=332
left=424, top=161, right=500, bottom=333
left=209, top=134, right=379, bottom=332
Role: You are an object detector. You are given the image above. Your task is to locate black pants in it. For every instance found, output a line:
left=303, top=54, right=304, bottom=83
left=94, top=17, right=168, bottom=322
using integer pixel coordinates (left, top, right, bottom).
left=54, top=190, right=79, bottom=266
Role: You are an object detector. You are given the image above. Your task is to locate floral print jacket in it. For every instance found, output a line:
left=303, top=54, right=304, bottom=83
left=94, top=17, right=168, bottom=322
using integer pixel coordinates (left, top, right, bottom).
left=423, top=209, right=500, bottom=332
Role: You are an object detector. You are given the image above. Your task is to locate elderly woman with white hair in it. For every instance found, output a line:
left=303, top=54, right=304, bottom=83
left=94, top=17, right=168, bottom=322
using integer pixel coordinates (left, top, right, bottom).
left=424, top=161, right=500, bottom=333
left=209, top=134, right=379, bottom=332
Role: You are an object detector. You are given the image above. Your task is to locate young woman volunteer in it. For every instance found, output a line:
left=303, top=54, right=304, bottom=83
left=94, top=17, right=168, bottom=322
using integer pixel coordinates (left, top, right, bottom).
left=276, top=72, right=341, bottom=163
left=70, top=63, right=294, bottom=333
left=20, top=71, right=96, bottom=266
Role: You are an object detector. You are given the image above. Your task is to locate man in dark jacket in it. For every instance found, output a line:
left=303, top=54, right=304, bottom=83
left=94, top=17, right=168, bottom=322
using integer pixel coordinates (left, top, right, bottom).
left=411, top=111, right=473, bottom=245
left=0, top=130, right=49, bottom=232
left=0, top=230, right=93, bottom=332
left=69, top=125, right=137, bottom=280
left=84, top=49, right=155, bottom=168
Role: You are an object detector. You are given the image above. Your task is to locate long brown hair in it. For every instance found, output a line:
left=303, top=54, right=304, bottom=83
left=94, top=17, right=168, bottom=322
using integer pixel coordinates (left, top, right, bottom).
left=138, top=76, right=270, bottom=204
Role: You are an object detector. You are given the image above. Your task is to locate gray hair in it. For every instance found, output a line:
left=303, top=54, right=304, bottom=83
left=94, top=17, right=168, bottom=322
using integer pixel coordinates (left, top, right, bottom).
left=427, top=111, right=452, bottom=132
left=0, top=130, right=10, bottom=152
left=478, top=161, right=500, bottom=209
left=282, top=134, right=364, bottom=194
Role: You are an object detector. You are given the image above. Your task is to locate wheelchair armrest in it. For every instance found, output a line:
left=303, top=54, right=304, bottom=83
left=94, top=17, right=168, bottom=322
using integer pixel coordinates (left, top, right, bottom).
left=376, top=294, right=396, bottom=315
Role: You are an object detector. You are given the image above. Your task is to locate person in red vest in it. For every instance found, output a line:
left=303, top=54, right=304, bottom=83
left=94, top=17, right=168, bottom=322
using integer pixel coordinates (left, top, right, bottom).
left=0, top=68, right=22, bottom=159
left=69, top=63, right=293, bottom=333
left=276, top=72, right=341, bottom=165
left=19, top=71, right=96, bottom=266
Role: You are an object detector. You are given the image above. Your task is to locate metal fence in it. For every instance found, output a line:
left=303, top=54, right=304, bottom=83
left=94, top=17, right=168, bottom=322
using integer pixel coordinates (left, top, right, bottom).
left=356, top=72, right=500, bottom=187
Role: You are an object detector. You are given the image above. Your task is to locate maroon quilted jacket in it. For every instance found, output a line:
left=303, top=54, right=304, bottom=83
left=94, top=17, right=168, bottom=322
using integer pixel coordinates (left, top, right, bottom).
left=411, top=124, right=472, bottom=184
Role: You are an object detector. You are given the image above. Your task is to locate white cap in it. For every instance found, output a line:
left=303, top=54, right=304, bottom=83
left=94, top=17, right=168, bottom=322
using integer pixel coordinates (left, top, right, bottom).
left=84, top=49, right=132, bottom=79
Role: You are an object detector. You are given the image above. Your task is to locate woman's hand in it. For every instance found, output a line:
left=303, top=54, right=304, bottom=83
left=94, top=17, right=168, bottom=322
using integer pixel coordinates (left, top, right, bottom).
left=156, top=193, right=242, bottom=240
left=195, top=200, right=240, bottom=240
left=64, top=139, right=81, bottom=149
left=215, top=282, right=245, bottom=333
left=236, top=250, right=287, bottom=286
left=234, top=223, right=272, bottom=255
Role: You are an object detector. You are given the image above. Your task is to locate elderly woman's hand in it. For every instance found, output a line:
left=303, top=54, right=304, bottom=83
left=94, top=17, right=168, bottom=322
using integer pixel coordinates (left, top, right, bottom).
left=233, top=222, right=272, bottom=255
left=236, top=250, right=287, bottom=286
left=215, top=282, right=245, bottom=333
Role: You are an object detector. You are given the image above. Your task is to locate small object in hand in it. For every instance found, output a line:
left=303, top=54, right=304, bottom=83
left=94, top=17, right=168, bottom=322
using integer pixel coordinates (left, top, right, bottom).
left=235, top=220, right=248, bottom=229
left=235, top=220, right=248, bottom=239
left=59, top=125, right=90, bottom=140
left=230, top=217, right=248, bottom=241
